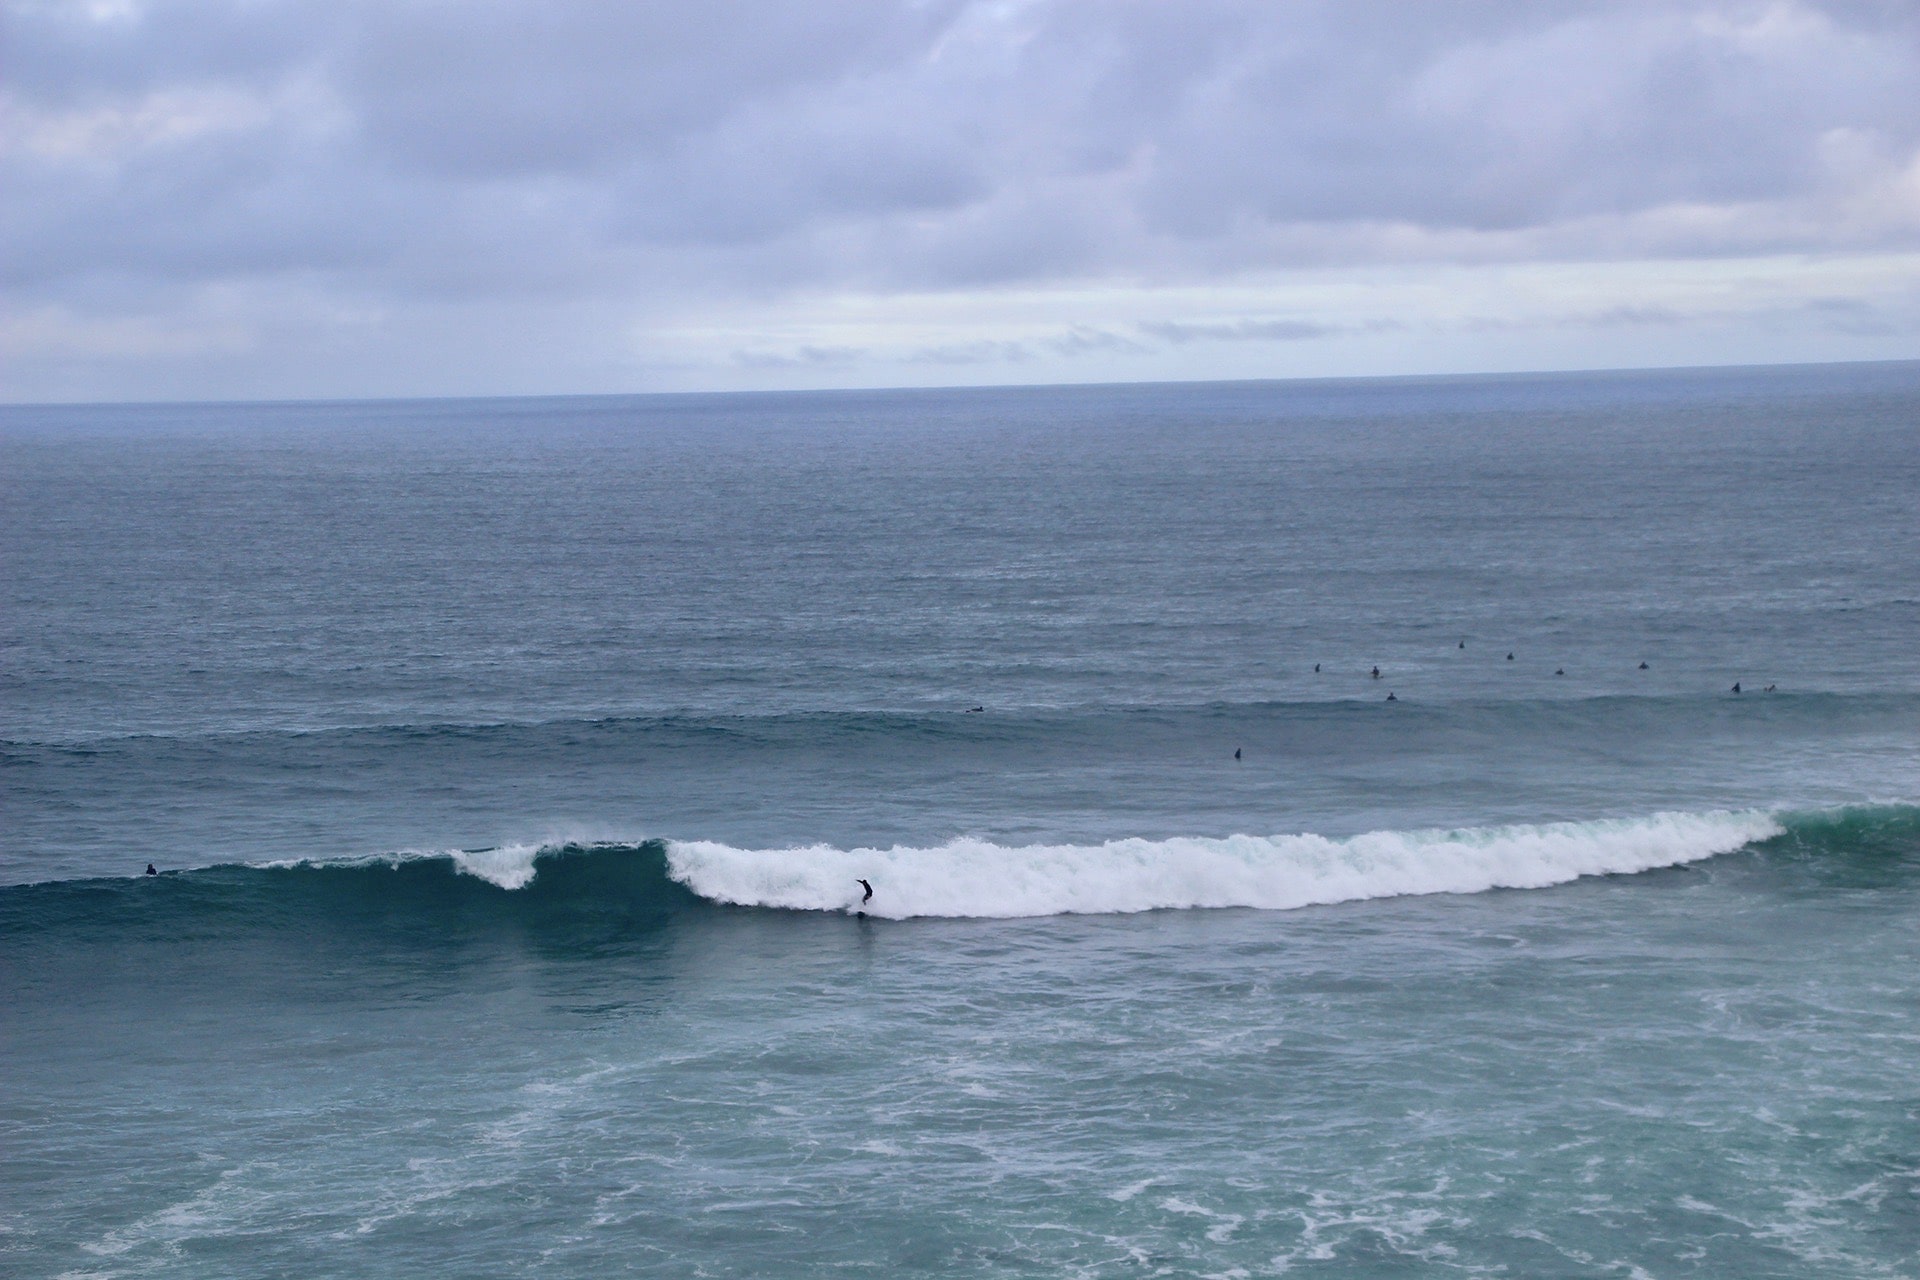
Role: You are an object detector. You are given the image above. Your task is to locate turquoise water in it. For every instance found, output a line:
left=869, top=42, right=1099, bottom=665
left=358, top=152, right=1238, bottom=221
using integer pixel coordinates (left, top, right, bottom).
left=3, top=364, right=1918, bottom=1276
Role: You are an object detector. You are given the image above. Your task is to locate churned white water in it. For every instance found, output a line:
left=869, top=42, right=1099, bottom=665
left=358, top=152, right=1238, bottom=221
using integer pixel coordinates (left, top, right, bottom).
left=666, top=810, right=1783, bottom=917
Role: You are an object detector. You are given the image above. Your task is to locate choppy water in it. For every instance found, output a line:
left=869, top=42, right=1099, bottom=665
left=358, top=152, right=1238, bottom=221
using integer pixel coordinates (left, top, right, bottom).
left=4, top=363, right=1918, bottom=1277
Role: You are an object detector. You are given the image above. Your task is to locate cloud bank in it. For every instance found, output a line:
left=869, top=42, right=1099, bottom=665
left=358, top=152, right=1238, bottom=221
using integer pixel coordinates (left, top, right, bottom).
left=3, top=0, right=1918, bottom=399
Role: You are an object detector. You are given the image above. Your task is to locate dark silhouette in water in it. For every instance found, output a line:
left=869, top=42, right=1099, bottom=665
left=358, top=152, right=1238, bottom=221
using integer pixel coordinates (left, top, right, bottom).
left=1639, top=662, right=1650, bottom=670
left=1386, top=692, right=1397, bottom=702
left=1459, top=640, right=1465, bottom=649
left=1313, top=663, right=1320, bottom=673
left=858, top=879, right=873, bottom=905
left=145, top=864, right=157, bottom=876
left=1731, top=682, right=1741, bottom=694
left=965, top=706, right=983, bottom=713
left=1234, top=748, right=1241, bottom=760
left=1507, top=652, right=1514, bottom=661
left=1371, top=666, right=1381, bottom=679
left=1555, top=668, right=1565, bottom=676
left=1765, top=684, right=1776, bottom=693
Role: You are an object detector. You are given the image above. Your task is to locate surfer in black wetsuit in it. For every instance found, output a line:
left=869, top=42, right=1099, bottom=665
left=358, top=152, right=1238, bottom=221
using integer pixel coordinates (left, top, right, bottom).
left=1371, top=666, right=1380, bottom=679
left=858, top=879, right=873, bottom=905
left=145, top=864, right=157, bottom=876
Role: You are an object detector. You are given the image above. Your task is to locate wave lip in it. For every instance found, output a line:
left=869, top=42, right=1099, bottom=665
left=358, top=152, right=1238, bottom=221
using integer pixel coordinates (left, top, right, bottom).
left=253, top=842, right=552, bottom=890
left=665, top=810, right=1785, bottom=919
left=447, top=843, right=546, bottom=890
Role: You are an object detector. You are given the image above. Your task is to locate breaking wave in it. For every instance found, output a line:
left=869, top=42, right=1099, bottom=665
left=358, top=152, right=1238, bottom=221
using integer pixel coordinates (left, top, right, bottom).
left=666, top=810, right=1785, bottom=918
left=21, top=806, right=1919, bottom=939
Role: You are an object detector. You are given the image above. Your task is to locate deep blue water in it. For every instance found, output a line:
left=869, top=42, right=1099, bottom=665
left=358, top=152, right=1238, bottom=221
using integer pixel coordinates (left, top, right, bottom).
left=3, top=363, right=1918, bottom=1277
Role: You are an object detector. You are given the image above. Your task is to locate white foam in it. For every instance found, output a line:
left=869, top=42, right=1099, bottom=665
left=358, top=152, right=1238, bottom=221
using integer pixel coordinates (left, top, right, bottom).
left=447, top=843, right=544, bottom=890
left=665, top=810, right=1782, bottom=919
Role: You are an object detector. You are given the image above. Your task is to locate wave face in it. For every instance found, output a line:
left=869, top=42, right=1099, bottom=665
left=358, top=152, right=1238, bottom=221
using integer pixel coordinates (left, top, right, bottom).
left=14, top=807, right=1916, bottom=940
left=0, top=840, right=699, bottom=942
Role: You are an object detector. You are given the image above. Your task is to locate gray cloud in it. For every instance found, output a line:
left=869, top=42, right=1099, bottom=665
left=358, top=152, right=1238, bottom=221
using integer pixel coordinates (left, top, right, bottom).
left=1143, top=319, right=1341, bottom=343
left=901, top=340, right=1035, bottom=366
left=732, top=344, right=868, bottom=369
left=1796, top=296, right=1897, bottom=334
left=3, top=0, right=1918, bottom=397
left=1454, top=306, right=1689, bottom=333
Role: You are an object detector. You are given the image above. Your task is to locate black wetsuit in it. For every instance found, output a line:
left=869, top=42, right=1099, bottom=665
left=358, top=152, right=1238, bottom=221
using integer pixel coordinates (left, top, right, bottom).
left=858, top=879, right=873, bottom=904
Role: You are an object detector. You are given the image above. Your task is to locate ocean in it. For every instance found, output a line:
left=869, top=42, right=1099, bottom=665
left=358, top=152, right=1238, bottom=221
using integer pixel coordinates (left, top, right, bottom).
left=3, top=362, right=1917, bottom=1277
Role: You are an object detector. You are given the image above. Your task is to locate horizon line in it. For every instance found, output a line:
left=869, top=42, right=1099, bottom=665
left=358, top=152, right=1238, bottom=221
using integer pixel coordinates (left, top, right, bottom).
left=2, top=354, right=1915, bottom=414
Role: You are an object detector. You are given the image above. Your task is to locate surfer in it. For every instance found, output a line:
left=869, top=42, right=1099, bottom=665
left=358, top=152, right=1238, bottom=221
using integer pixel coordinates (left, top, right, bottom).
left=145, top=863, right=157, bottom=876
left=1371, top=666, right=1380, bottom=679
left=1386, top=692, right=1396, bottom=702
left=1555, top=668, right=1565, bottom=676
left=1459, top=640, right=1465, bottom=649
left=857, top=878, right=873, bottom=905
left=1731, top=682, right=1741, bottom=694
left=1234, top=748, right=1241, bottom=760
left=1507, top=652, right=1514, bottom=661
left=1639, top=661, right=1649, bottom=670
left=1313, top=663, right=1320, bottom=673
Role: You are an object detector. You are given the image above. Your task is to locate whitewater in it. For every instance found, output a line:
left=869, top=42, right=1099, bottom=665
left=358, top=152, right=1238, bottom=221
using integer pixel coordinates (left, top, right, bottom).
left=404, top=809, right=1788, bottom=914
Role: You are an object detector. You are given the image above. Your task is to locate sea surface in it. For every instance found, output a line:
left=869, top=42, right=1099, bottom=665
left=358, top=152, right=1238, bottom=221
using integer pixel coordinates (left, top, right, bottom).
left=3, top=363, right=1918, bottom=1277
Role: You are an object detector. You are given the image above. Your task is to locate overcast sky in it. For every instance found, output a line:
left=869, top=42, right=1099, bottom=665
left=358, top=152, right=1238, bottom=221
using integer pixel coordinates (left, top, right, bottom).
left=4, top=0, right=1918, bottom=401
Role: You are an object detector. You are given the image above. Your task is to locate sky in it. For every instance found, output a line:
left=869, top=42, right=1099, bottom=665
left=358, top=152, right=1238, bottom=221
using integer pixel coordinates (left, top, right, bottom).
left=3, top=0, right=1918, bottom=402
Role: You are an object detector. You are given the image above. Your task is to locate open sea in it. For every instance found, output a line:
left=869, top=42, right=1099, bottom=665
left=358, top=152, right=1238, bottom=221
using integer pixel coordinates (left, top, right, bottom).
left=3, top=362, right=1917, bottom=1278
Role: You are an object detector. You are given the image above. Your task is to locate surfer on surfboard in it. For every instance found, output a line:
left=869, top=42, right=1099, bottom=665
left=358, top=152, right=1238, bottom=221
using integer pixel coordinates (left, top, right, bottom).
left=857, top=879, right=873, bottom=905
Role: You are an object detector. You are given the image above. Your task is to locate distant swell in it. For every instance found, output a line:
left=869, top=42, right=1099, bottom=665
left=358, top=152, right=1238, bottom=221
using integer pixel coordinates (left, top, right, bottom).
left=666, top=810, right=1786, bottom=919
